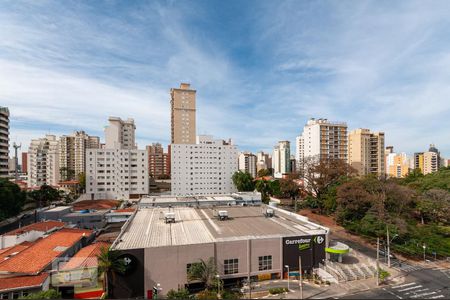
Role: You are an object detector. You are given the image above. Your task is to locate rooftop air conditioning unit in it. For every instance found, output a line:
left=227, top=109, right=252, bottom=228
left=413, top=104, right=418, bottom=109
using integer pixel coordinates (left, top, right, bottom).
left=164, top=212, right=176, bottom=224
left=218, top=210, right=228, bottom=221
left=265, top=208, right=275, bottom=218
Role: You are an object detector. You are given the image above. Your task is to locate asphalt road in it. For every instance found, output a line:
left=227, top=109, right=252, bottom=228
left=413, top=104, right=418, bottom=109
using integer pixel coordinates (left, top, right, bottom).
left=339, top=268, right=450, bottom=299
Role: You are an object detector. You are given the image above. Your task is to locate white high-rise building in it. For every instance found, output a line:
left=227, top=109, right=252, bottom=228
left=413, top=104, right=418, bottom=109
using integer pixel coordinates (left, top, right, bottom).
left=86, top=117, right=148, bottom=200
left=171, top=135, right=238, bottom=196
left=238, top=152, right=257, bottom=178
left=59, top=131, right=100, bottom=180
left=272, top=141, right=290, bottom=178
left=0, top=107, right=9, bottom=178
left=28, top=135, right=60, bottom=187
left=105, top=117, right=136, bottom=150
left=296, top=118, right=348, bottom=168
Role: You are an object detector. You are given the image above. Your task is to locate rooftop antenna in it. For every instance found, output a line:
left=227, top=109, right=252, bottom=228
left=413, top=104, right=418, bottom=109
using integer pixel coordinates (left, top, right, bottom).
left=13, top=142, right=21, bottom=182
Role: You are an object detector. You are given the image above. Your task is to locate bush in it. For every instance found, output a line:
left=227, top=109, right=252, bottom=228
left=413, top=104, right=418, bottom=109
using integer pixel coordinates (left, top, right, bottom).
left=269, top=287, right=288, bottom=294
left=221, top=289, right=242, bottom=299
left=196, top=290, right=218, bottom=300
left=167, top=288, right=191, bottom=299
left=378, top=268, right=390, bottom=282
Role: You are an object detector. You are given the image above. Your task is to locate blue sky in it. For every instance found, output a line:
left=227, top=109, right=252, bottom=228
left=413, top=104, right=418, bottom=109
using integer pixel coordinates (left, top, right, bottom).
left=1, top=0, right=450, bottom=158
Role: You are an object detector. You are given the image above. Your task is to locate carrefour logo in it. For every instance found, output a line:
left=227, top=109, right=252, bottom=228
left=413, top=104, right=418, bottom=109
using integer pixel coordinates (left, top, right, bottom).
left=314, top=236, right=324, bottom=245
left=285, top=238, right=311, bottom=245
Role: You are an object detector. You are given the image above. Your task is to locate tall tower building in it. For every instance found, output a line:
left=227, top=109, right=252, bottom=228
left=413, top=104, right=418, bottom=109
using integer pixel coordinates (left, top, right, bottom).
left=296, top=118, right=348, bottom=167
left=28, top=135, right=60, bottom=187
left=414, top=145, right=439, bottom=175
left=348, top=128, right=385, bottom=176
left=386, top=149, right=410, bottom=178
left=272, top=141, right=290, bottom=178
left=170, top=83, right=196, bottom=144
left=0, top=107, right=9, bottom=177
left=238, top=152, right=257, bottom=178
left=59, top=131, right=100, bottom=180
left=21, top=152, right=28, bottom=174
left=105, top=117, right=136, bottom=150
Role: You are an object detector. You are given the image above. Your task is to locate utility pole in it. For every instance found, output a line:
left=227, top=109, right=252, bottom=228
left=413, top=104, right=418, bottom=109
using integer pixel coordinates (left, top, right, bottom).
left=285, top=265, right=290, bottom=291
left=387, top=228, right=391, bottom=268
left=13, top=142, right=21, bottom=182
left=376, top=237, right=380, bottom=286
left=299, top=256, right=303, bottom=299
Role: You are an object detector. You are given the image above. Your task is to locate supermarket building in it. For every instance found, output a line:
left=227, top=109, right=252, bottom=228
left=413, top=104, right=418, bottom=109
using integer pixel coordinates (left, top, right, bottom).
left=110, top=202, right=329, bottom=298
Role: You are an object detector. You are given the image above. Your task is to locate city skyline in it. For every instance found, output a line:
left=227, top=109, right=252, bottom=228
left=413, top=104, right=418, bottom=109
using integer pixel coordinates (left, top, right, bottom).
left=2, top=1, right=450, bottom=157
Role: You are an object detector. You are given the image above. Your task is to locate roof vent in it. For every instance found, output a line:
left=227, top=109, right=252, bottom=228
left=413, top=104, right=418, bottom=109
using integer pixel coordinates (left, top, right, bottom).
left=218, top=210, right=229, bottom=221
left=164, top=212, right=176, bottom=224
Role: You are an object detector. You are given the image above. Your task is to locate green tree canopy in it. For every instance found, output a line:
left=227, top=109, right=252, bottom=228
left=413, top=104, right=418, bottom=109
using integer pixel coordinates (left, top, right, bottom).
left=0, top=179, right=25, bottom=221
left=187, top=257, right=218, bottom=291
left=231, top=171, right=255, bottom=192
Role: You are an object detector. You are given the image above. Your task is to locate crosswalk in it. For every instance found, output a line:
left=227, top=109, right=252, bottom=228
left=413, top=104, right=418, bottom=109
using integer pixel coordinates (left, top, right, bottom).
left=439, top=268, right=450, bottom=279
left=385, top=282, right=447, bottom=299
left=391, top=260, right=423, bottom=273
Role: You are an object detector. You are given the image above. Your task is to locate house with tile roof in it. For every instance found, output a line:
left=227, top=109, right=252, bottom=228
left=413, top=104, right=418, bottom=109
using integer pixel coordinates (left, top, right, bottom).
left=0, top=220, right=65, bottom=249
left=0, top=228, right=94, bottom=299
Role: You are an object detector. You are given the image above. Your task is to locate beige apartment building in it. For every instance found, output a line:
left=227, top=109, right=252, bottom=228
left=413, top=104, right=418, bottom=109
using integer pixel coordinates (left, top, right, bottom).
left=238, top=152, right=257, bottom=178
left=296, top=119, right=348, bottom=170
left=414, top=148, right=439, bottom=175
left=59, top=131, right=100, bottom=180
left=348, top=129, right=385, bottom=176
left=28, top=135, right=60, bottom=187
left=170, top=83, right=196, bottom=144
left=386, top=151, right=410, bottom=178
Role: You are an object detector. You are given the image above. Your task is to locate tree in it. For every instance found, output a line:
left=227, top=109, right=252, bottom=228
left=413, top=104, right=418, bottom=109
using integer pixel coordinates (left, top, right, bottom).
left=22, top=289, right=61, bottom=299
left=279, top=178, right=299, bottom=200
left=232, top=171, right=255, bottom=192
left=0, top=179, right=25, bottom=221
left=78, top=172, right=86, bottom=193
left=28, top=184, right=62, bottom=208
left=187, top=257, right=218, bottom=291
left=417, top=189, right=450, bottom=225
left=257, top=169, right=271, bottom=178
left=97, top=246, right=126, bottom=297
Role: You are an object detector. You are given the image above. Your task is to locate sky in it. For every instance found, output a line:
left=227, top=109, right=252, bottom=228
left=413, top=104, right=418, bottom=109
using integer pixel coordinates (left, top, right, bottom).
left=1, top=0, right=450, bottom=159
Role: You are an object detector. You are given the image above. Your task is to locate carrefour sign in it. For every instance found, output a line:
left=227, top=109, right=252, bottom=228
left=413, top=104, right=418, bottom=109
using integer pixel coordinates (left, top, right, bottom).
left=282, top=235, right=326, bottom=270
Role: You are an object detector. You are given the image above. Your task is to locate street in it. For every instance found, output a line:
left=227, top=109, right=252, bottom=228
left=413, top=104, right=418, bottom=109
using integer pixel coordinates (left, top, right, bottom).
left=340, top=268, right=450, bottom=299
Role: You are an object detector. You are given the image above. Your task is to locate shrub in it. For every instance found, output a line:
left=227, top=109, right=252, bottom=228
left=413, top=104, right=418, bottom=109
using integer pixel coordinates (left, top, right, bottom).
left=269, top=287, right=288, bottom=294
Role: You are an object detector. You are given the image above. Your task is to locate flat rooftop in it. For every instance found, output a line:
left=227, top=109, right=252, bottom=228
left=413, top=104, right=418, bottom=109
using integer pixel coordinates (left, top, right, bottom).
left=113, top=206, right=327, bottom=250
left=139, top=192, right=261, bottom=207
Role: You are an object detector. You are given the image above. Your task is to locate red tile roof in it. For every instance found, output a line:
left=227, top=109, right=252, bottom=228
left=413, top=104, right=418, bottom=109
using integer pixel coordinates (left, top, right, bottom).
left=0, top=242, right=34, bottom=261
left=4, top=221, right=65, bottom=236
left=73, top=200, right=120, bottom=210
left=58, top=180, right=79, bottom=185
left=0, top=228, right=93, bottom=275
left=0, top=273, right=49, bottom=292
left=112, top=208, right=136, bottom=213
left=61, top=242, right=110, bottom=270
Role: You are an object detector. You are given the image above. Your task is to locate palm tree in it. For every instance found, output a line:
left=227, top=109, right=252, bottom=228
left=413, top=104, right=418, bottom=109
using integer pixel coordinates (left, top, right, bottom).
left=187, top=257, right=217, bottom=290
left=97, top=246, right=126, bottom=297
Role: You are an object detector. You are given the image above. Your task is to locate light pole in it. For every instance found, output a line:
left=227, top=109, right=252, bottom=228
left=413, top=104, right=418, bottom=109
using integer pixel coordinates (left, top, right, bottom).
left=298, top=256, right=303, bottom=299
left=376, top=237, right=380, bottom=286
left=285, top=265, right=290, bottom=291
left=216, top=274, right=220, bottom=297
left=423, top=244, right=427, bottom=262
left=387, top=228, right=398, bottom=268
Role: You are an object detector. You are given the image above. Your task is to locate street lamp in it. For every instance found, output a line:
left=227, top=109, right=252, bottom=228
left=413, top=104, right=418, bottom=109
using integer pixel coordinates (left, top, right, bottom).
left=423, top=244, right=427, bottom=262
left=215, top=274, right=220, bottom=297
left=285, top=265, right=290, bottom=291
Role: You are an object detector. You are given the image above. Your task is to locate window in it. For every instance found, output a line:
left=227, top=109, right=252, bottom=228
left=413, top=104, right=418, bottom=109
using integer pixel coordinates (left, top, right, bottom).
left=258, top=255, right=272, bottom=271
left=0, top=293, right=9, bottom=299
left=224, top=258, right=239, bottom=275
left=12, top=293, right=19, bottom=300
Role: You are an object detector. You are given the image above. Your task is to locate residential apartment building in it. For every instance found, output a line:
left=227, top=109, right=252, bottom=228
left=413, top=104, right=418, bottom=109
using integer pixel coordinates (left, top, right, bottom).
left=59, top=131, right=100, bottom=180
left=256, top=151, right=272, bottom=173
left=86, top=117, right=148, bottom=200
left=171, top=83, right=196, bottom=144
left=414, top=145, right=440, bottom=175
left=386, top=149, right=410, bottom=178
left=296, top=118, right=348, bottom=168
left=27, top=135, right=60, bottom=187
left=0, top=107, right=9, bottom=177
left=238, top=152, right=257, bottom=178
left=21, top=152, right=28, bottom=174
left=348, top=129, right=385, bottom=176
left=272, top=141, right=290, bottom=178
left=171, top=135, right=238, bottom=196
left=146, top=143, right=170, bottom=178
left=105, top=117, right=136, bottom=149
